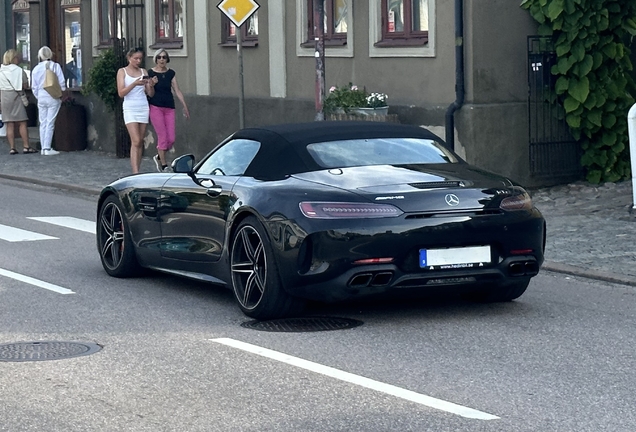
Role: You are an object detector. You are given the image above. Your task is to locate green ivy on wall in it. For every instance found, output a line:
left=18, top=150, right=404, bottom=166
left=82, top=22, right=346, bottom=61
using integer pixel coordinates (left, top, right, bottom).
left=82, top=48, right=119, bottom=112
left=521, top=0, right=636, bottom=183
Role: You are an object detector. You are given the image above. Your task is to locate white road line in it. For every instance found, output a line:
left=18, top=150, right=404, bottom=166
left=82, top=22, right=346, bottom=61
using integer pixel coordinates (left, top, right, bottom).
left=210, top=338, right=499, bottom=420
left=0, top=268, right=75, bottom=295
left=0, top=223, right=57, bottom=242
left=27, top=217, right=96, bottom=234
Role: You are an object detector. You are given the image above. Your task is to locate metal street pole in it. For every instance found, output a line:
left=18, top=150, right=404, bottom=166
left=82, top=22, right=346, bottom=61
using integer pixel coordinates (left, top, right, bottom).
left=314, top=0, right=325, bottom=121
left=628, top=102, right=636, bottom=211
left=237, top=26, right=245, bottom=129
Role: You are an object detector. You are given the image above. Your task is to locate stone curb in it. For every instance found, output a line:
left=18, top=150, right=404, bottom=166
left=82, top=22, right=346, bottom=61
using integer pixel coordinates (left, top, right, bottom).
left=0, top=174, right=101, bottom=196
left=542, top=261, right=636, bottom=287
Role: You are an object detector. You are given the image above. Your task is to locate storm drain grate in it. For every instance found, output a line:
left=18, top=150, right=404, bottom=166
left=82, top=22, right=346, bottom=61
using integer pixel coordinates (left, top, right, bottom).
left=241, top=316, right=364, bottom=332
left=0, top=341, right=102, bottom=362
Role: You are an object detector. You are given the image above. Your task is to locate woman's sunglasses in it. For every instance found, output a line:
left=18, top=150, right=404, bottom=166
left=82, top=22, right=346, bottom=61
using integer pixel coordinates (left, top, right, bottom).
left=157, top=55, right=168, bottom=60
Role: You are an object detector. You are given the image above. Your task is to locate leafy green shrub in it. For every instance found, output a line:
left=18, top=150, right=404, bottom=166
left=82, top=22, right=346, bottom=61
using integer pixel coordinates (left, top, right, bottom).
left=82, top=48, right=119, bottom=112
left=521, top=0, right=636, bottom=183
left=324, top=83, right=369, bottom=113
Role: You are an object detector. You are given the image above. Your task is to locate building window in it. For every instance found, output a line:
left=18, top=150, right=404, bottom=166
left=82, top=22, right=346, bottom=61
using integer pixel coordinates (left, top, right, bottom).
left=12, top=0, right=30, bottom=72
left=155, top=0, right=184, bottom=48
left=221, top=12, right=258, bottom=47
left=98, top=0, right=113, bottom=45
left=61, top=0, right=83, bottom=88
left=303, top=0, right=348, bottom=47
left=377, top=0, right=428, bottom=46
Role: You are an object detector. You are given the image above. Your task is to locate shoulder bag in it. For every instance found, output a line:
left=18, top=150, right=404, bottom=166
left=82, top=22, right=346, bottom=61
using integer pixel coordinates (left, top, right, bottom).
left=44, top=61, right=63, bottom=99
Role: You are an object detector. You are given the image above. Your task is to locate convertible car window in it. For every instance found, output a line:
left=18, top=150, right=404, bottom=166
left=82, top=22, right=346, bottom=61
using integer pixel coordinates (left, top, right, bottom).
left=306, top=138, right=458, bottom=168
left=197, top=139, right=260, bottom=176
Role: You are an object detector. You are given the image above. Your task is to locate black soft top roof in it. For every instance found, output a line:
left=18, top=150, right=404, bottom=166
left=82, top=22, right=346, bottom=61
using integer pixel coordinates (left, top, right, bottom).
left=229, top=121, right=445, bottom=180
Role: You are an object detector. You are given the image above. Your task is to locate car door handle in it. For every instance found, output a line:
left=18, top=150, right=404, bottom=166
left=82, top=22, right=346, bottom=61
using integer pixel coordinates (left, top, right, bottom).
left=206, top=185, right=223, bottom=197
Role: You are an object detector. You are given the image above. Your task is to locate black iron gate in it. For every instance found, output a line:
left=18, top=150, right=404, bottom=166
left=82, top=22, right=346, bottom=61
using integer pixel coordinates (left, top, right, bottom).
left=113, top=0, right=145, bottom=158
left=527, top=36, right=583, bottom=180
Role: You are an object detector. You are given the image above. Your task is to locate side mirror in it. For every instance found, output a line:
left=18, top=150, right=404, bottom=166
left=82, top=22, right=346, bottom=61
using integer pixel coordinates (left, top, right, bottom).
left=172, top=154, right=195, bottom=174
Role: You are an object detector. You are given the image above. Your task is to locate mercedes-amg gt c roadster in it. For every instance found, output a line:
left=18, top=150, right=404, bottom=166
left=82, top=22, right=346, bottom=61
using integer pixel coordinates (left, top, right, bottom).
left=97, top=121, right=546, bottom=319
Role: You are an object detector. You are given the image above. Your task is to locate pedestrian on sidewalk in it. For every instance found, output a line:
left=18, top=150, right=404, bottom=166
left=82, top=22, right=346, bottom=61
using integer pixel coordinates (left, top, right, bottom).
left=148, top=49, right=189, bottom=173
left=0, top=49, right=36, bottom=155
left=116, top=47, right=156, bottom=174
left=31, top=46, right=67, bottom=156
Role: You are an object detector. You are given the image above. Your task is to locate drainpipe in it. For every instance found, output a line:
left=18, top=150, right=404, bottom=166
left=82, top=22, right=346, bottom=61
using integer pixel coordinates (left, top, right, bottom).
left=445, top=0, right=465, bottom=151
left=628, top=102, right=636, bottom=211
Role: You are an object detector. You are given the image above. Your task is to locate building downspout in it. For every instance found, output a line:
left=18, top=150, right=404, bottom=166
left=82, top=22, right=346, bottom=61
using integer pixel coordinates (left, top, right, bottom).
left=445, top=0, right=465, bottom=151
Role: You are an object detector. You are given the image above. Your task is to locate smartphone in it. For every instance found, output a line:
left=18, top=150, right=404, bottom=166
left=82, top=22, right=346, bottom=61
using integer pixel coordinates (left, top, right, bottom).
left=141, top=75, right=150, bottom=80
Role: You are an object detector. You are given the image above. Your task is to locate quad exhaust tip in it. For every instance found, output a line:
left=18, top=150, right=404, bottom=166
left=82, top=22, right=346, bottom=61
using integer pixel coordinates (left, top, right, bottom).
left=509, top=260, right=539, bottom=276
left=349, top=271, right=394, bottom=288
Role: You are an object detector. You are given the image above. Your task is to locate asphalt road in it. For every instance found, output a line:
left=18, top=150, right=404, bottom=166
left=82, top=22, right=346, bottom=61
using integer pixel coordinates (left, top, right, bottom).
left=0, top=180, right=635, bottom=432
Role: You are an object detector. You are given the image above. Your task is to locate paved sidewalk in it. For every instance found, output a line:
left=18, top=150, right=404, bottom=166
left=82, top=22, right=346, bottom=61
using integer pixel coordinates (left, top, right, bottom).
left=0, top=141, right=635, bottom=287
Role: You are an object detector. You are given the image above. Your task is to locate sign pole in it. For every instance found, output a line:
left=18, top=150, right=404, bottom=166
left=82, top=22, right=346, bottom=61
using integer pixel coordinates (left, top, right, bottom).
left=216, top=0, right=260, bottom=129
left=628, top=102, right=636, bottom=211
left=237, top=27, right=245, bottom=129
left=314, top=1, right=326, bottom=121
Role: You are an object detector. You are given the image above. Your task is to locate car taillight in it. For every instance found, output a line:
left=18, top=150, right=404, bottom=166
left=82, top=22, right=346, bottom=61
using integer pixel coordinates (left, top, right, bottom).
left=299, top=202, right=403, bottom=219
left=500, top=189, right=533, bottom=211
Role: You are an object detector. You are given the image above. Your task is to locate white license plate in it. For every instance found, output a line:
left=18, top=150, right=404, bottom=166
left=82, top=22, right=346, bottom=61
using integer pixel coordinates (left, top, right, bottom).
left=419, top=246, right=491, bottom=269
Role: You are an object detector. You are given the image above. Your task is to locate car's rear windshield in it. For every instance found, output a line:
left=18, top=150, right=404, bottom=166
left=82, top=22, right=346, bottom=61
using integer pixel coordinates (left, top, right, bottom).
left=306, top=138, right=459, bottom=168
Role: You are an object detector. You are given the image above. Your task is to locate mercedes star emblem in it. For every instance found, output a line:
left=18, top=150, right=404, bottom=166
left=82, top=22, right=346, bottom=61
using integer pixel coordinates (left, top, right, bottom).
left=445, top=193, right=460, bottom=206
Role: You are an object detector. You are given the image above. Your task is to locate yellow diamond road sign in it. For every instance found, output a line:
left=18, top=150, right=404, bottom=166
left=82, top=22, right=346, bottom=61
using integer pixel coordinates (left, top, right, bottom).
left=217, top=0, right=260, bottom=28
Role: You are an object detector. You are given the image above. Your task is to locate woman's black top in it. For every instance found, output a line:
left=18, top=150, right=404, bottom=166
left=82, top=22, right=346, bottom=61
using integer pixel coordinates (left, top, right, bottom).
left=148, top=69, right=176, bottom=109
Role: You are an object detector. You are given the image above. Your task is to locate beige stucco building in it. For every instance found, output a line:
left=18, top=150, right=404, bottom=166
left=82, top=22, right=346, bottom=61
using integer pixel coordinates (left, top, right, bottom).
left=4, top=0, right=604, bottom=186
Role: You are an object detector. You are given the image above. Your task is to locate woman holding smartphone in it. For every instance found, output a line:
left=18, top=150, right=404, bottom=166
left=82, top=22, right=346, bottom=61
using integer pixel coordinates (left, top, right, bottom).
left=116, top=47, right=157, bottom=174
left=148, top=49, right=190, bottom=172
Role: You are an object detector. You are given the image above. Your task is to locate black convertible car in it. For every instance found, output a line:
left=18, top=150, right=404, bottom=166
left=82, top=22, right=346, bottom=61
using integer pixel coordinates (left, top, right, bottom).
left=97, top=121, right=545, bottom=319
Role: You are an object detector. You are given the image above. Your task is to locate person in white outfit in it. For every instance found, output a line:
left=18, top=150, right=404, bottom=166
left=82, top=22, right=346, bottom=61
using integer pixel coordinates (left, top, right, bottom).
left=31, top=46, right=67, bottom=155
left=116, top=47, right=156, bottom=173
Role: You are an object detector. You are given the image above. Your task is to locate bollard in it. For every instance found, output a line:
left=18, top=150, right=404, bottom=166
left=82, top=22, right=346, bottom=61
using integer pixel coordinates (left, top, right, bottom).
left=629, top=102, right=636, bottom=210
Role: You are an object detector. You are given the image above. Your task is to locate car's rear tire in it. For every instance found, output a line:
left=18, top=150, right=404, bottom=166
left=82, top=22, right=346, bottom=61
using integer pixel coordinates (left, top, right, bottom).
left=466, top=278, right=531, bottom=303
left=230, top=216, right=305, bottom=320
left=97, top=195, right=141, bottom=277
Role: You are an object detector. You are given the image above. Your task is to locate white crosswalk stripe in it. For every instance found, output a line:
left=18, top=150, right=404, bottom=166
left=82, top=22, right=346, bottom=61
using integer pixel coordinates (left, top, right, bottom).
left=0, top=217, right=96, bottom=242
left=0, top=268, right=75, bottom=294
left=0, top=223, right=58, bottom=242
left=28, top=216, right=96, bottom=234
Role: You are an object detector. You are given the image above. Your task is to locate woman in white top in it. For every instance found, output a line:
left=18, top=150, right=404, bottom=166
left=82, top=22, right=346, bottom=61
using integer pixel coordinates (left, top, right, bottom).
left=0, top=49, right=34, bottom=154
left=31, top=46, right=67, bottom=156
left=116, top=47, right=156, bottom=174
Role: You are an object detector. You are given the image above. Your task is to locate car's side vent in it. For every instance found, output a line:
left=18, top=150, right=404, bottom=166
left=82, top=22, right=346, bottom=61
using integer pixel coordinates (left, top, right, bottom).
left=405, top=209, right=503, bottom=219
left=409, top=181, right=465, bottom=189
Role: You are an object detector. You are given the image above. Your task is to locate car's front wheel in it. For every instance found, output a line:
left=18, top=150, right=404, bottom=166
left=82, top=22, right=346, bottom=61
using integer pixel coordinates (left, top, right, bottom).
left=230, top=216, right=304, bottom=320
left=97, top=195, right=141, bottom=277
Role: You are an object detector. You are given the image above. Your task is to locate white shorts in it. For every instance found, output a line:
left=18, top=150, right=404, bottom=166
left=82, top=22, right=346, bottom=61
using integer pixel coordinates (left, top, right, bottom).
left=123, top=107, right=150, bottom=124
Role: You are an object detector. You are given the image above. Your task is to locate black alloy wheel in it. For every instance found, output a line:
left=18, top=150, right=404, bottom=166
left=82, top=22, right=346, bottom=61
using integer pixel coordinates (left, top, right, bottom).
left=97, top=195, right=140, bottom=277
left=230, top=216, right=304, bottom=319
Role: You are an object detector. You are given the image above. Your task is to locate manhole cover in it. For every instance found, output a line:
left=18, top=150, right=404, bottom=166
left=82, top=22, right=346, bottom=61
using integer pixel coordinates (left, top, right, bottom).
left=0, top=341, right=102, bottom=362
left=241, top=316, right=363, bottom=332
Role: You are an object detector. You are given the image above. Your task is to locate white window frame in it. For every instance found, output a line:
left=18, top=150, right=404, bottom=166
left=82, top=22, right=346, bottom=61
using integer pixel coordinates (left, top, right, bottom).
left=296, top=0, right=354, bottom=58
left=369, top=0, right=436, bottom=58
left=90, top=1, right=188, bottom=58
left=146, top=0, right=187, bottom=57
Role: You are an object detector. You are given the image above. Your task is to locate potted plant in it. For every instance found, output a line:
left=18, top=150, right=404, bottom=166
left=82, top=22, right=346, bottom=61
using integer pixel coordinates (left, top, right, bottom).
left=53, top=93, right=87, bottom=151
left=324, top=83, right=389, bottom=116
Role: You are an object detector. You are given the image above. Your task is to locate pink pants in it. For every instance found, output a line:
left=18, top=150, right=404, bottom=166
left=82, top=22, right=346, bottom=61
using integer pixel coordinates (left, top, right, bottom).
left=149, top=105, right=176, bottom=151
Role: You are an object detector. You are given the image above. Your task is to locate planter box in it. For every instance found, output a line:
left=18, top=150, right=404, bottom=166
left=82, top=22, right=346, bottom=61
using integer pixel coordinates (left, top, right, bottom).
left=53, top=104, right=87, bottom=151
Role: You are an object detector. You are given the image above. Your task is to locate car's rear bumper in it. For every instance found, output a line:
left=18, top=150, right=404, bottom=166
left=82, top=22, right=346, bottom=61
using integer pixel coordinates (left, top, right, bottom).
left=269, top=208, right=545, bottom=302
left=288, top=254, right=539, bottom=302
